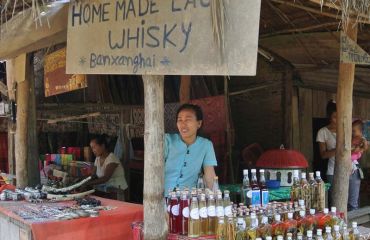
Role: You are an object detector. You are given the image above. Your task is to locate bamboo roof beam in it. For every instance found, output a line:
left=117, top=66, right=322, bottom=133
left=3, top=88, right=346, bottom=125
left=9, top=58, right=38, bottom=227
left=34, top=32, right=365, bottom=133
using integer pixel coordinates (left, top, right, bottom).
left=260, top=22, right=339, bottom=38
left=270, top=0, right=370, bottom=25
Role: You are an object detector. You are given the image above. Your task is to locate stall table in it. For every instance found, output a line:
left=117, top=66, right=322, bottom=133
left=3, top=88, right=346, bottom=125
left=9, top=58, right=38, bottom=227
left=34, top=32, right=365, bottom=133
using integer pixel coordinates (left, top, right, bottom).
left=0, top=197, right=143, bottom=240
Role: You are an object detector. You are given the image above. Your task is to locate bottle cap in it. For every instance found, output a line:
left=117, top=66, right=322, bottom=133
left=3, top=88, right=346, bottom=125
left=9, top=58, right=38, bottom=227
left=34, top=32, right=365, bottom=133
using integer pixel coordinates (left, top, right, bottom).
left=299, top=199, right=305, bottom=206
left=326, top=226, right=331, bottom=233
left=293, top=170, right=299, bottom=178
left=301, top=172, right=306, bottom=179
left=224, top=190, right=230, bottom=196
left=277, top=236, right=283, bottom=240
left=171, top=191, right=176, bottom=198
left=288, top=212, right=293, bottom=219
left=266, top=237, right=272, bottom=240
left=260, top=169, right=265, bottom=173
left=310, top=209, right=316, bottom=215
left=309, top=172, right=314, bottom=178
left=200, top=194, right=206, bottom=201
left=331, top=207, right=337, bottom=213
left=353, top=222, right=358, bottom=228
left=299, top=210, right=306, bottom=217
left=251, top=212, right=257, bottom=218
left=334, top=225, right=340, bottom=231
left=324, top=208, right=329, bottom=214
left=274, top=214, right=281, bottom=221
left=316, top=171, right=321, bottom=177
left=209, top=194, right=215, bottom=200
left=256, top=238, right=262, bottom=240
left=317, top=229, right=322, bottom=236
left=214, top=176, right=218, bottom=180
left=307, top=230, right=313, bottom=237
left=243, top=169, right=248, bottom=175
left=251, top=169, right=256, bottom=173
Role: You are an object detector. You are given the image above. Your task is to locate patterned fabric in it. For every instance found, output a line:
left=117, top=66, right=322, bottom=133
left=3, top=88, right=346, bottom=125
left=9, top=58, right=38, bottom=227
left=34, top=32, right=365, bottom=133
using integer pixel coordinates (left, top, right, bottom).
left=131, top=107, right=144, bottom=138
left=164, top=102, right=181, bottom=133
left=88, top=114, right=120, bottom=136
left=38, top=112, right=81, bottom=133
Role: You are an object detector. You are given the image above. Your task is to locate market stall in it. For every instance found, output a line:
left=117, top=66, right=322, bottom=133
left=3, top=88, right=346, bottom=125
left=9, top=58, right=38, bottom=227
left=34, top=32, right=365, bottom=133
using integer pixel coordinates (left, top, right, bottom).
left=0, top=196, right=142, bottom=240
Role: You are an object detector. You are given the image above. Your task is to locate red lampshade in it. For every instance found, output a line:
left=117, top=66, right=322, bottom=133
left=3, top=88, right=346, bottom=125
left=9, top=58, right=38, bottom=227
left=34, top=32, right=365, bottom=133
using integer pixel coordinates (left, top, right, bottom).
left=256, top=145, right=308, bottom=169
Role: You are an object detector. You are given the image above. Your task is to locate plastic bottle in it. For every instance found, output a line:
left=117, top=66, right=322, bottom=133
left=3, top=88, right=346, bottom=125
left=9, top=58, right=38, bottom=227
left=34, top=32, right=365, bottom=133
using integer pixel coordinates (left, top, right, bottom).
left=315, top=171, right=326, bottom=212
left=235, top=209, right=246, bottom=240
left=297, top=210, right=309, bottom=236
left=226, top=213, right=236, bottom=240
left=341, top=224, right=350, bottom=240
left=251, top=169, right=261, bottom=206
left=179, top=192, right=189, bottom=235
left=247, top=212, right=258, bottom=240
left=169, top=191, right=180, bottom=234
left=216, top=191, right=225, bottom=217
left=242, top=169, right=252, bottom=206
left=306, top=209, right=317, bottom=232
left=259, top=169, right=269, bottom=207
left=330, top=207, right=344, bottom=229
left=318, top=208, right=332, bottom=229
left=297, top=232, right=303, bottom=240
left=188, top=196, right=200, bottom=238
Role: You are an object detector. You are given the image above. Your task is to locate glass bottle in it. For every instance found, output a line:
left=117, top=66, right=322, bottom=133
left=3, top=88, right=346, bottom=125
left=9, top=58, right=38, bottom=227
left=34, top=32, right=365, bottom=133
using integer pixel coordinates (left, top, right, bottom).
left=179, top=192, right=189, bottom=235
left=291, top=170, right=300, bottom=202
left=306, top=209, right=317, bottom=233
left=297, top=233, right=303, bottom=240
left=324, top=226, right=333, bottom=240
left=197, top=173, right=205, bottom=190
left=216, top=217, right=226, bottom=240
left=208, top=193, right=217, bottom=235
left=260, top=169, right=269, bottom=207
left=300, top=173, right=311, bottom=210
left=316, top=229, right=324, bottom=240
left=242, top=169, right=252, bottom=206
left=329, top=207, right=343, bottom=229
left=307, top=230, right=314, bottom=240
left=284, top=212, right=298, bottom=238
left=224, top=190, right=232, bottom=218
left=318, top=208, right=331, bottom=230
left=257, top=216, right=272, bottom=239
left=247, top=212, right=258, bottom=240
left=188, top=196, right=200, bottom=238
left=216, top=190, right=225, bottom=218
left=272, top=214, right=285, bottom=239
left=235, top=209, right=246, bottom=240
left=349, top=222, right=360, bottom=240
left=213, top=176, right=220, bottom=194
left=333, top=225, right=341, bottom=240
left=308, top=173, right=318, bottom=210
left=342, top=224, right=350, bottom=240
left=251, top=169, right=261, bottom=207
left=199, top=193, right=208, bottom=236
left=315, top=171, right=326, bottom=212
left=169, top=191, right=180, bottom=234
left=226, top=214, right=236, bottom=240
left=297, top=210, right=309, bottom=236
left=244, top=209, right=252, bottom=229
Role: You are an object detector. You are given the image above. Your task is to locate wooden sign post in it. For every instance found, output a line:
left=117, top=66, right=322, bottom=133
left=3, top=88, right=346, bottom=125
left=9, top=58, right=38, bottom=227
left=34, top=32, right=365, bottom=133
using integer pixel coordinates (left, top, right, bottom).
left=332, top=22, right=358, bottom=218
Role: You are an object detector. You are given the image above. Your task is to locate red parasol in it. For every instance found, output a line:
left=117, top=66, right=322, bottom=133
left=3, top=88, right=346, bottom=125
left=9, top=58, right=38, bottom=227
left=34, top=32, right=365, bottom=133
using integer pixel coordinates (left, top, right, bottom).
left=256, top=145, right=308, bottom=169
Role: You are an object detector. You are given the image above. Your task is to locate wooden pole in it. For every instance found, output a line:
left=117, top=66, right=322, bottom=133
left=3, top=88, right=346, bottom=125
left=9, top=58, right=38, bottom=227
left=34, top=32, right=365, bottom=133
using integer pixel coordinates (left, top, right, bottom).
left=283, top=69, right=293, bottom=149
left=224, top=77, right=235, bottom=183
left=332, top=22, right=358, bottom=217
left=15, top=54, right=30, bottom=188
left=179, top=75, right=191, bottom=104
left=142, top=75, right=167, bottom=240
left=6, top=59, right=17, bottom=178
left=27, top=55, right=40, bottom=186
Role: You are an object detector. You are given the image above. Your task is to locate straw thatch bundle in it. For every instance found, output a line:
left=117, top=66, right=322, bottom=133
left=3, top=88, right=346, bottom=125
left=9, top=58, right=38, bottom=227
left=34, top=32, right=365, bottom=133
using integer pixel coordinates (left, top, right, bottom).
left=321, top=0, right=370, bottom=25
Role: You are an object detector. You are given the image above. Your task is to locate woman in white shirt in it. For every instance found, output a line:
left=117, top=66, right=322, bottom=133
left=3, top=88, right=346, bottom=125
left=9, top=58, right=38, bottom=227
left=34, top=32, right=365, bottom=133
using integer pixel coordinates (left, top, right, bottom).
left=87, top=135, right=128, bottom=196
left=316, top=100, right=337, bottom=206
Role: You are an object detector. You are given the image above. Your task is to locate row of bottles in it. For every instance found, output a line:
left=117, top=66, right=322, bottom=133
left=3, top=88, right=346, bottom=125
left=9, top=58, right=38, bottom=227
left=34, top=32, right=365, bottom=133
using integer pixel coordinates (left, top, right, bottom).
left=167, top=184, right=352, bottom=239
left=291, top=171, right=325, bottom=212
left=242, top=169, right=269, bottom=207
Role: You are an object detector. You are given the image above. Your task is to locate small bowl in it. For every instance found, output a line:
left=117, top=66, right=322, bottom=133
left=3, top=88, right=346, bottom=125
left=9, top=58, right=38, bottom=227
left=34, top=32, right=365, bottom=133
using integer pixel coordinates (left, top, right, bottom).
left=266, top=180, right=280, bottom=189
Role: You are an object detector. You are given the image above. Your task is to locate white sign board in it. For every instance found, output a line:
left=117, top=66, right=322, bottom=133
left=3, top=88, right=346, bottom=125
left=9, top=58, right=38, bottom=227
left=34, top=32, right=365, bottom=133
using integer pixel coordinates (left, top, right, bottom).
left=66, top=0, right=261, bottom=76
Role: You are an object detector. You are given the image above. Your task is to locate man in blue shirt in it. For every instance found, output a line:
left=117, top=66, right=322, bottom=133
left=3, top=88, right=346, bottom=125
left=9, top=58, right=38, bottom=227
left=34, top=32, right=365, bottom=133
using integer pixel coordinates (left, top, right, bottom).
left=164, top=104, right=217, bottom=192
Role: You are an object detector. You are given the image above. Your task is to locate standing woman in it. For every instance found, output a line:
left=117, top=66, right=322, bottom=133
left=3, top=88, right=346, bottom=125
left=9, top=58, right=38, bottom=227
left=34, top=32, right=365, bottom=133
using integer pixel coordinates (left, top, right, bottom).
left=316, top=100, right=337, bottom=206
left=164, top=104, right=217, bottom=192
